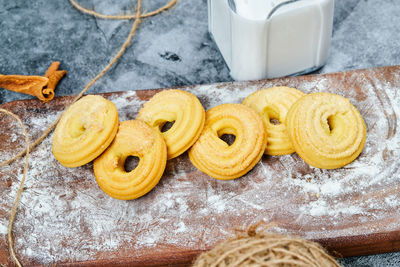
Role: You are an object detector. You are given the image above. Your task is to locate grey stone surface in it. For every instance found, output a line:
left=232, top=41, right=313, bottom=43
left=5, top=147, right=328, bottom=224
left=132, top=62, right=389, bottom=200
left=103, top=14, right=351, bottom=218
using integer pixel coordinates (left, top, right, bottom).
left=1, top=0, right=400, bottom=265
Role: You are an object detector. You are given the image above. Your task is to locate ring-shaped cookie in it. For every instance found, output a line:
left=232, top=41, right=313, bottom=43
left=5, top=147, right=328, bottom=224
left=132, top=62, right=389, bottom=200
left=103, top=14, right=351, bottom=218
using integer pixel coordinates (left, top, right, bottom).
left=137, top=89, right=205, bottom=159
left=52, top=95, right=119, bottom=167
left=243, top=86, right=305, bottom=155
left=189, top=104, right=267, bottom=180
left=94, top=120, right=167, bottom=200
left=286, top=92, right=367, bottom=169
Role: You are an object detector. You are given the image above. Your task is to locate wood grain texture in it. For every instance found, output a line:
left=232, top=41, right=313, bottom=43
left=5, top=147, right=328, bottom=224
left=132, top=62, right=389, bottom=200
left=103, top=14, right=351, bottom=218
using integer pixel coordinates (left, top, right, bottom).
left=0, top=66, right=399, bottom=266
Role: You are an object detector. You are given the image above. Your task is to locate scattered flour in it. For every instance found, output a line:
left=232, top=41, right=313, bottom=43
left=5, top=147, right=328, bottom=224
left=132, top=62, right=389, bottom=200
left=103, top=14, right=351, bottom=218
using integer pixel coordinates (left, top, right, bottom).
left=0, top=223, right=7, bottom=235
left=0, top=68, right=400, bottom=264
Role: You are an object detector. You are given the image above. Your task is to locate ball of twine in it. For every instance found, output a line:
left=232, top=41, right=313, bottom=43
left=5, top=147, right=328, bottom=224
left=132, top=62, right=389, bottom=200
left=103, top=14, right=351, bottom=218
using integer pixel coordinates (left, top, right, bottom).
left=193, top=223, right=341, bottom=267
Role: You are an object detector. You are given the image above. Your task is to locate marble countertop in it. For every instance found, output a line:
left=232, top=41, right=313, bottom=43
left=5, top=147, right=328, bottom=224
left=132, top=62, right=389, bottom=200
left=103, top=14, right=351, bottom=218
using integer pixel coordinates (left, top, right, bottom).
left=1, top=0, right=400, bottom=266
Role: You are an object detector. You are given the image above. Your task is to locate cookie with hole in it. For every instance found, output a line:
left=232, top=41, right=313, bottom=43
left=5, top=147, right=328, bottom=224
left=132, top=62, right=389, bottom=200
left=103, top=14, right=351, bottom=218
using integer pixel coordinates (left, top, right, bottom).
left=189, top=103, right=267, bottom=180
left=52, top=95, right=119, bottom=168
left=242, top=86, right=305, bottom=155
left=93, top=120, right=167, bottom=200
left=285, top=92, right=367, bottom=169
left=137, top=89, right=205, bottom=159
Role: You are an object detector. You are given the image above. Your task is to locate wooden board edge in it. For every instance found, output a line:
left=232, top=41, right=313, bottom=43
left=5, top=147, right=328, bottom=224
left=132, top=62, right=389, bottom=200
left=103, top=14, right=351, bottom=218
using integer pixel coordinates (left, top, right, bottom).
left=316, top=231, right=400, bottom=258
left=26, top=231, right=400, bottom=267
left=51, top=249, right=206, bottom=267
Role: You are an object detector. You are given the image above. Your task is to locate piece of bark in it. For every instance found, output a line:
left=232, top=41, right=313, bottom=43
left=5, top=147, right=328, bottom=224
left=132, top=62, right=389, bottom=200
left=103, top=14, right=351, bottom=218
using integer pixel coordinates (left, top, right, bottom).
left=0, top=74, right=50, bottom=102
left=0, top=61, right=67, bottom=103
left=43, top=62, right=68, bottom=102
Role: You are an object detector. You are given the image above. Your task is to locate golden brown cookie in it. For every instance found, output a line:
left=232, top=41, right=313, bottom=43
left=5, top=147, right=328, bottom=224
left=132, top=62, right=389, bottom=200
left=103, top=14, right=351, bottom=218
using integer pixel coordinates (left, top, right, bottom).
left=94, top=120, right=167, bottom=200
left=137, top=89, right=205, bottom=159
left=242, top=86, right=305, bottom=155
left=52, top=95, right=119, bottom=167
left=286, top=92, right=367, bottom=169
left=189, top=103, right=267, bottom=180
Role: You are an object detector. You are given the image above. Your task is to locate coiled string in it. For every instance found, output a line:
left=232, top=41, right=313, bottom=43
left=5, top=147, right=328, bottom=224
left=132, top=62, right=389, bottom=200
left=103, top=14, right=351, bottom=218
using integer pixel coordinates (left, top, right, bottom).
left=0, top=0, right=178, bottom=265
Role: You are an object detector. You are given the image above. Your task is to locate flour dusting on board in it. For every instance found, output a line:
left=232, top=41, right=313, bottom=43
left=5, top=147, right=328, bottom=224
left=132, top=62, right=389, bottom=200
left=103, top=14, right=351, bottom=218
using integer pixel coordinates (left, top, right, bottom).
left=1, top=69, right=400, bottom=264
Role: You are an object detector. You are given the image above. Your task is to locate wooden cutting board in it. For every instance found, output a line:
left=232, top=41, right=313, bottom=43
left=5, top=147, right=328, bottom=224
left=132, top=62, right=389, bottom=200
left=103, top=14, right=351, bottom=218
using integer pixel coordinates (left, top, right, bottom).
left=0, top=66, right=400, bottom=266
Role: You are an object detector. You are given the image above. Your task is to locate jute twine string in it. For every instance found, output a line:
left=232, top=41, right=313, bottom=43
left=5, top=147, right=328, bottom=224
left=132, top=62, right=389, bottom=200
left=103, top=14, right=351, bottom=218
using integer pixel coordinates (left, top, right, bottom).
left=70, top=0, right=177, bottom=20
left=0, top=0, right=178, bottom=265
left=193, top=222, right=341, bottom=267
